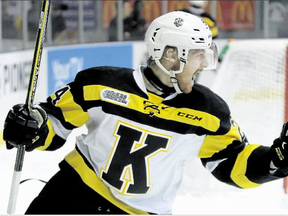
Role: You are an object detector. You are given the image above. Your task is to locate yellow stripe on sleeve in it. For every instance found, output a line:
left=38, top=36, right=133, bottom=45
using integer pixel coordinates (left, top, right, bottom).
left=199, top=122, right=242, bottom=158
left=53, top=90, right=89, bottom=127
left=36, top=119, right=55, bottom=151
left=231, top=144, right=261, bottom=189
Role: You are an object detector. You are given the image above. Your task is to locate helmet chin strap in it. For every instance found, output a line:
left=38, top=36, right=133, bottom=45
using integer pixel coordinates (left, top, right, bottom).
left=155, top=59, right=185, bottom=94
left=169, top=71, right=183, bottom=94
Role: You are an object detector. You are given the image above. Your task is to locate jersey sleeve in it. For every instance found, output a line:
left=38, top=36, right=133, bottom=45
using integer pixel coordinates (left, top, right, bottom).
left=199, top=117, right=285, bottom=189
left=37, top=70, right=91, bottom=151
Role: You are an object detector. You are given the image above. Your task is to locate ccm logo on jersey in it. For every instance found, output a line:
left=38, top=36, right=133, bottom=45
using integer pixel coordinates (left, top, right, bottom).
left=177, top=112, right=202, bottom=121
left=101, top=89, right=129, bottom=105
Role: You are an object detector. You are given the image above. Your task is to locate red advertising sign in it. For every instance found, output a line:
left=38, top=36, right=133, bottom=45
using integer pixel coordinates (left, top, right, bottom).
left=217, top=1, right=255, bottom=30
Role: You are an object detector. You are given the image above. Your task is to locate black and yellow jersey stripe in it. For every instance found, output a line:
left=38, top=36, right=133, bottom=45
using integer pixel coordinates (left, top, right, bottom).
left=41, top=66, right=229, bottom=136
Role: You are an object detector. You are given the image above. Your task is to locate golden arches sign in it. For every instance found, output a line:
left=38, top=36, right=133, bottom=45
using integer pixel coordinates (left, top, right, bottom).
left=231, top=1, right=253, bottom=22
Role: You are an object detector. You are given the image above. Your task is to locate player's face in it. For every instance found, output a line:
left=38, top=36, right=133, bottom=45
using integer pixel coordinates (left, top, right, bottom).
left=176, top=49, right=208, bottom=93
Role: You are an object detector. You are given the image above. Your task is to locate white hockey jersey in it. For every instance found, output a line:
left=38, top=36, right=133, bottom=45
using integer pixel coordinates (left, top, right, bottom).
left=38, top=66, right=281, bottom=214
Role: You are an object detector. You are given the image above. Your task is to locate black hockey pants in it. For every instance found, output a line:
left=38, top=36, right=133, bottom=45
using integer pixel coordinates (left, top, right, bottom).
left=25, top=160, right=129, bottom=214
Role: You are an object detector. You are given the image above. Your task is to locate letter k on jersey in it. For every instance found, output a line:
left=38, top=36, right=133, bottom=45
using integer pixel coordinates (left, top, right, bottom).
left=100, top=121, right=172, bottom=196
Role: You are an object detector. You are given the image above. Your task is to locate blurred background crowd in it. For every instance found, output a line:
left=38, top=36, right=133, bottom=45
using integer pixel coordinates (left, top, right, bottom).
left=0, top=0, right=288, bottom=52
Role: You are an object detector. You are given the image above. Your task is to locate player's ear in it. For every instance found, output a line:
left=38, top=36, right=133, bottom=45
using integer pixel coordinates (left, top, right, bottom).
left=159, top=47, right=180, bottom=71
left=165, top=48, right=178, bottom=60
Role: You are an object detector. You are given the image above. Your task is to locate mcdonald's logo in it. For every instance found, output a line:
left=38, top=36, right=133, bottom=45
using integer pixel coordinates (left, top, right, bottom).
left=231, top=1, right=253, bottom=22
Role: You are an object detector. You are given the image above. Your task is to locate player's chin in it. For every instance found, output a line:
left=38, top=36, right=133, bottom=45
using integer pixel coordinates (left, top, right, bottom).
left=180, top=81, right=194, bottom=94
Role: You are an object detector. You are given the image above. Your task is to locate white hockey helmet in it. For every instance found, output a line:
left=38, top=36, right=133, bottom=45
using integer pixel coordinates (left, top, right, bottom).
left=145, top=11, right=217, bottom=71
left=145, top=11, right=217, bottom=93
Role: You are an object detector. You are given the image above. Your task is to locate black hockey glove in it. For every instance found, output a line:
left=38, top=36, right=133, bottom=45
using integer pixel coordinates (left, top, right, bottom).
left=271, top=122, right=288, bottom=174
left=3, top=104, right=48, bottom=152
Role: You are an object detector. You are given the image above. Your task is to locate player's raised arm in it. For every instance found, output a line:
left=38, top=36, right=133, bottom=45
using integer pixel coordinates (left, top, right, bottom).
left=200, top=116, right=288, bottom=189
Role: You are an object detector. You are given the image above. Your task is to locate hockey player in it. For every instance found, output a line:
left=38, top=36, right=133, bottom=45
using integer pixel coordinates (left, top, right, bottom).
left=3, top=11, right=288, bottom=214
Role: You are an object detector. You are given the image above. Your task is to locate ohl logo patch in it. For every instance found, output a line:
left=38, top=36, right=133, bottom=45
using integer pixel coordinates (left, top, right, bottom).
left=101, top=88, right=129, bottom=105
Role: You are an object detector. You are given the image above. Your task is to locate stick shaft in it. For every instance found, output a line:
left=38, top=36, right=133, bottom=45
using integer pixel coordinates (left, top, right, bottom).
left=25, top=0, right=51, bottom=108
left=7, top=146, right=25, bottom=214
left=7, top=171, right=22, bottom=214
left=7, top=1, right=51, bottom=214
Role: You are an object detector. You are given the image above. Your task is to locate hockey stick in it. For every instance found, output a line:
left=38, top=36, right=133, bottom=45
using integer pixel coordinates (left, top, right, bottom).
left=7, top=1, right=51, bottom=214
